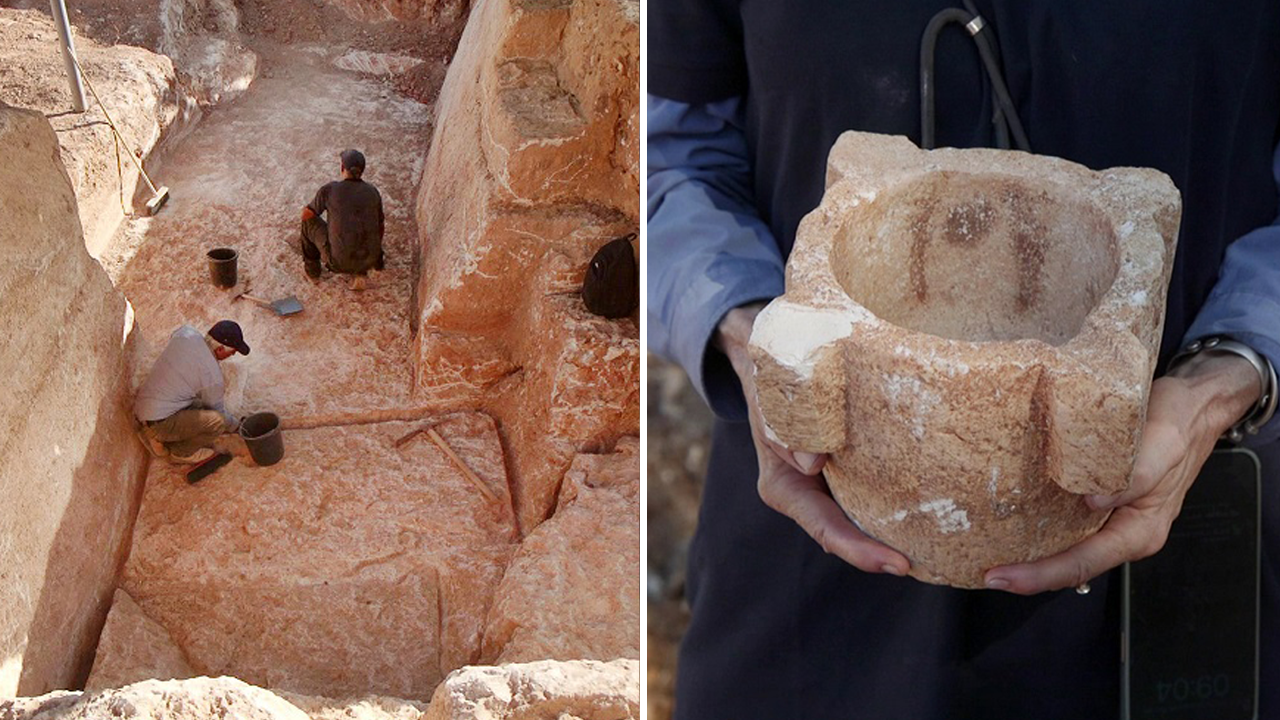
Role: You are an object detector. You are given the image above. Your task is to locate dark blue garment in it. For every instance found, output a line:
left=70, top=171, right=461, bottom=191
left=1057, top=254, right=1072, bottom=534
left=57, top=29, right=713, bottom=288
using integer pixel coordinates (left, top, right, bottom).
left=679, top=421, right=1280, bottom=719
left=649, top=0, right=1280, bottom=367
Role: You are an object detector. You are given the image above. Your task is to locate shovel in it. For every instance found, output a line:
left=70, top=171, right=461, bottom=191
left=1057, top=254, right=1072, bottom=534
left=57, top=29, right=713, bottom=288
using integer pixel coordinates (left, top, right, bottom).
left=234, top=292, right=304, bottom=316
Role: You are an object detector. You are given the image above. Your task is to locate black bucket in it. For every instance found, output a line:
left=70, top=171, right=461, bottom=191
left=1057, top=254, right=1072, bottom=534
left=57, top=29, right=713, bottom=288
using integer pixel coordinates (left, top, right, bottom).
left=208, top=247, right=238, bottom=288
left=239, top=412, right=284, bottom=466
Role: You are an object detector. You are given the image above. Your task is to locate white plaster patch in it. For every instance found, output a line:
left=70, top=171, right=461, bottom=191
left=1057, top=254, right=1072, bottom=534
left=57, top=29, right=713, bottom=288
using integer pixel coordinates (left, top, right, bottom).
left=918, top=498, right=970, bottom=534
left=752, top=301, right=862, bottom=379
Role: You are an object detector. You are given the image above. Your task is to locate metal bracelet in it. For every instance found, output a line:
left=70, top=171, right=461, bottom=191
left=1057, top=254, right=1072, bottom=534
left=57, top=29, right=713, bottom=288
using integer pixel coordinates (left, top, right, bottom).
left=1168, top=336, right=1279, bottom=443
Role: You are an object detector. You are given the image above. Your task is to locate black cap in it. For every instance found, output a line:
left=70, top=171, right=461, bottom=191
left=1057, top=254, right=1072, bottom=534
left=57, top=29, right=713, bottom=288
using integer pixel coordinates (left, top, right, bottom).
left=209, top=320, right=250, bottom=355
left=340, top=149, right=366, bottom=171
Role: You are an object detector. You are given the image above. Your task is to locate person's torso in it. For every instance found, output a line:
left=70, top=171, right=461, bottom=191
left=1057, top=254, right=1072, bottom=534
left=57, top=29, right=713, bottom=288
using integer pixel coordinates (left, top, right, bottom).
left=323, top=179, right=382, bottom=269
left=737, top=0, right=1280, bottom=365
left=135, top=325, right=220, bottom=420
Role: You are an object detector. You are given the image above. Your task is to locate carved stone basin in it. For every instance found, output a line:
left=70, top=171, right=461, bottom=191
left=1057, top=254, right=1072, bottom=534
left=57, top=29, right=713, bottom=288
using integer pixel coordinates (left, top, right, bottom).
left=749, top=132, right=1181, bottom=588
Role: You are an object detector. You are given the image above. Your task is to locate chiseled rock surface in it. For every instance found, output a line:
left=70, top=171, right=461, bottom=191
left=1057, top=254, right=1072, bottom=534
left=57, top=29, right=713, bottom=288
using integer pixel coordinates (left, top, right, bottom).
left=502, top=296, right=639, bottom=534
left=119, top=413, right=517, bottom=700
left=0, top=661, right=635, bottom=720
left=0, top=678, right=310, bottom=720
left=0, top=8, right=195, bottom=256
left=424, top=659, right=638, bottom=720
left=750, top=131, right=1181, bottom=588
left=86, top=590, right=195, bottom=692
left=414, top=0, right=638, bottom=341
left=420, top=0, right=638, bottom=213
left=482, top=441, right=639, bottom=664
left=412, top=0, right=639, bottom=536
left=0, top=103, right=149, bottom=697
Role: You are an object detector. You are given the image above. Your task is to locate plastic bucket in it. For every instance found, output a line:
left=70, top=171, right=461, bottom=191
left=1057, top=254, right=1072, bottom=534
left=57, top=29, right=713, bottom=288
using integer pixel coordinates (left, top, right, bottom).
left=239, top=412, right=284, bottom=466
left=208, top=247, right=238, bottom=288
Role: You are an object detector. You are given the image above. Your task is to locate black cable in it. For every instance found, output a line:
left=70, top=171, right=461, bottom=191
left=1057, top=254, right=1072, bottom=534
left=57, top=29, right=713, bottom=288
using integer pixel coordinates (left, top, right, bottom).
left=919, top=5, right=1029, bottom=152
left=920, top=8, right=971, bottom=151
left=970, top=27, right=1031, bottom=150
left=962, top=0, right=1010, bottom=149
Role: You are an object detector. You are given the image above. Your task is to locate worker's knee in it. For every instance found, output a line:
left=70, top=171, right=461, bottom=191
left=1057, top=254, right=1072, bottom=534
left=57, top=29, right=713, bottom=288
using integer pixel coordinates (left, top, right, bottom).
left=301, top=216, right=328, bottom=243
left=195, top=410, right=232, bottom=434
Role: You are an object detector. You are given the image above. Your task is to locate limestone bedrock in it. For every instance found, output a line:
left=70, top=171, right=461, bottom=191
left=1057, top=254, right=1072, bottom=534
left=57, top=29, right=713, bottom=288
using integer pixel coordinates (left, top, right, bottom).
left=0, top=8, right=197, bottom=257
left=67, top=0, right=639, bottom=697
left=85, top=590, right=196, bottom=693
left=750, top=131, right=1182, bottom=588
left=0, top=661, right=639, bottom=720
left=0, top=104, right=148, bottom=696
left=415, top=0, right=640, bottom=535
left=483, top=439, right=640, bottom=664
left=116, top=414, right=516, bottom=700
left=104, top=60, right=435, bottom=425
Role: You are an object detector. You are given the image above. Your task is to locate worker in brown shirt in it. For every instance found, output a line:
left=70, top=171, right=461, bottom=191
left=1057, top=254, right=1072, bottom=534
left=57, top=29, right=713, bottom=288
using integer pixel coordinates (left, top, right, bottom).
left=301, top=149, right=385, bottom=290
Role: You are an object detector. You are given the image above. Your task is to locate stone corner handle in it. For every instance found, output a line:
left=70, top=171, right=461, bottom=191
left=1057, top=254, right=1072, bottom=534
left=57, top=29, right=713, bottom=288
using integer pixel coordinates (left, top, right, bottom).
left=1038, top=342, right=1150, bottom=496
left=747, top=300, right=850, bottom=454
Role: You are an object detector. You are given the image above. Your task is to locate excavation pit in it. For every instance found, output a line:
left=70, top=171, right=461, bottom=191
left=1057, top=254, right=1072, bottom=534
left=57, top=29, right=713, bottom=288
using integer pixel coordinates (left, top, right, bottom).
left=0, top=0, right=639, bottom=712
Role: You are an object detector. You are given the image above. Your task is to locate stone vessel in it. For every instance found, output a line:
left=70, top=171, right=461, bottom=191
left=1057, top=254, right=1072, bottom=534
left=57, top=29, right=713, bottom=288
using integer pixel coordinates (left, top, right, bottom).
left=749, top=131, right=1181, bottom=588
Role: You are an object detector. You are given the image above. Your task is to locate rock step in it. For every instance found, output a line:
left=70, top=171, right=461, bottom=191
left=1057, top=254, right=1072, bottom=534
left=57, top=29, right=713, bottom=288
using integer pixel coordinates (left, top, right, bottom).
left=492, top=58, right=586, bottom=142
left=482, top=442, right=640, bottom=664
left=1, top=661, right=639, bottom=720
left=115, top=413, right=517, bottom=700
left=499, top=293, right=638, bottom=533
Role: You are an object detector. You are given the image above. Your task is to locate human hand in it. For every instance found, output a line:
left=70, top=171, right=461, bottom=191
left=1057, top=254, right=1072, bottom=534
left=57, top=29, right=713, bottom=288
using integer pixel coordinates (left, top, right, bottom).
left=717, top=303, right=911, bottom=576
left=984, top=353, right=1262, bottom=594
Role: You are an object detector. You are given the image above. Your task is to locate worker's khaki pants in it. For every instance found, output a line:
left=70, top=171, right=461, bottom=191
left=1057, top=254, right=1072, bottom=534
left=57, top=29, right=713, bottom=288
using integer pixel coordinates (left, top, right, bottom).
left=144, top=409, right=232, bottom=457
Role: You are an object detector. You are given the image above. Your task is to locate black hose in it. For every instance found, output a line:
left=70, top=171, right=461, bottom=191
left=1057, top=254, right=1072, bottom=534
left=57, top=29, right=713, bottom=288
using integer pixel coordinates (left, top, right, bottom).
left=962, top=0, right=1010, bottom=149
left=919, top=5, right=1030, bottom=152
left=971, top=28, right=1031, bottom=150
left=920, top=8, right=972, bottom=150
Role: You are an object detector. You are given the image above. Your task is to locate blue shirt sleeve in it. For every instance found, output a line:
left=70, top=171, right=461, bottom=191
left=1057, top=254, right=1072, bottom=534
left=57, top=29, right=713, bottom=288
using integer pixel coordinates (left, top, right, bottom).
left=646, top=95, right=786, bottom=421
left=1183, top=143, right=1280, bottom=445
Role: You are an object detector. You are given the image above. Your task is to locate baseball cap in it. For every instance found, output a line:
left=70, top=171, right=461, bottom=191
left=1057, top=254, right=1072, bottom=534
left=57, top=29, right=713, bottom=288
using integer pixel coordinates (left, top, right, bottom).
left=209, top=320, right=251, bottom=355
left=340, top=149, right=366, bottom=171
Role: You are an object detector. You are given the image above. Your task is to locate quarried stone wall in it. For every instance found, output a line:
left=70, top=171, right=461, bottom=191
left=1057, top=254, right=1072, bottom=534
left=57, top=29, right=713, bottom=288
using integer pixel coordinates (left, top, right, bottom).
left=0, top=9, right=195, bottom=258
left=0, top=104, right=149, bottom=697
left=414, top=0, right=639, bottom=536
left=482, top=439, right=639, bottom=664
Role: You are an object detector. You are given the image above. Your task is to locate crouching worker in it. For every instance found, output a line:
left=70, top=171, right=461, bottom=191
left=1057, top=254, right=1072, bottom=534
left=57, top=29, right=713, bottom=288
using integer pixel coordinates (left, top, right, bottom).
left=301, top=148, right=385, bottom=291
left=135, top=320, right=250, bottom=464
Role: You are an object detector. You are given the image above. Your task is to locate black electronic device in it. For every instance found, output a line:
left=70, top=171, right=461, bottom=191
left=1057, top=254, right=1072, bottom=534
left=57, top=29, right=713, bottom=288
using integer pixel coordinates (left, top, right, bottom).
left=1121, top=446, right=1261, bottom=720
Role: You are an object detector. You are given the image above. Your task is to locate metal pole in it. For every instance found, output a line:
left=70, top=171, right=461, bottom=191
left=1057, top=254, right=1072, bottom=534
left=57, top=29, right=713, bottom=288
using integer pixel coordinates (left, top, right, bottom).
left=49, top=0, right=87, bottom=112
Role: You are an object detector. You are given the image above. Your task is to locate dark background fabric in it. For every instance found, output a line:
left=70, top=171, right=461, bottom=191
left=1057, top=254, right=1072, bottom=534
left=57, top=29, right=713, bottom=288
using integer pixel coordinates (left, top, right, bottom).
left=679, top=421, right=1279, bottom=719
left=649, top=0, right=1280, bottom=368
left=650, top=1, right=1280, bottom=718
